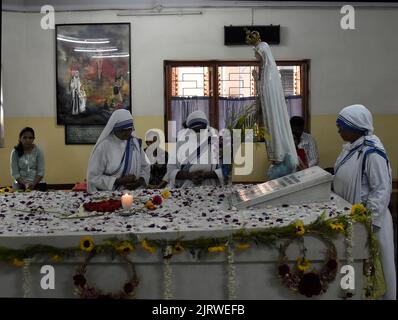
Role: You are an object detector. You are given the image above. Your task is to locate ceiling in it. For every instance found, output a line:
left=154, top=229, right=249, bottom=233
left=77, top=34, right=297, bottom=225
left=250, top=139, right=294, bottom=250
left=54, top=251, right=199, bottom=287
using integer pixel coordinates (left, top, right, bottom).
left=2, top=0, right=398, bottom=12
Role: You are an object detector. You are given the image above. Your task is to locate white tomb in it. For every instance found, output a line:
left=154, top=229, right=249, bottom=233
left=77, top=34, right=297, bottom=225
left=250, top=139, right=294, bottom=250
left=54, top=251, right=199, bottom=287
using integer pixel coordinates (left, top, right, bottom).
left=229, top=166, right=334, bottom=209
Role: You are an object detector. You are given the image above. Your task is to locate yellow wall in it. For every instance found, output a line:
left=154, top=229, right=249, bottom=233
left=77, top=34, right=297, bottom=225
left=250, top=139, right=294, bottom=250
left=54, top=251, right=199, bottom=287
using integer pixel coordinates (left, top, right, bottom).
left=0, top=115, right=397, bottom=186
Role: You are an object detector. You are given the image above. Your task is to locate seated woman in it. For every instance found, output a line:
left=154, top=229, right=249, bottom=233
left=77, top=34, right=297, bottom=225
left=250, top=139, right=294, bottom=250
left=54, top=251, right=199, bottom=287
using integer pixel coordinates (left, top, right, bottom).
left=165, top=110, right=223, bottom=188
left=10, top=127, right=46, bottom=191
left=87, top=109, right=150, bottom=192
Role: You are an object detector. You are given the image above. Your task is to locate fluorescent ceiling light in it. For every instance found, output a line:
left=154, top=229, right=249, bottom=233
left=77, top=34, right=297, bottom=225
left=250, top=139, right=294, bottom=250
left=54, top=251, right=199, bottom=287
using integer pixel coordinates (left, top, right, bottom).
left=117, top=10, right=202, bottom=16
left=57, top=35, right=110, bottom=44
left=92, top=53, right=130, bottom=59
left=74, top=47, right=118, bottom=53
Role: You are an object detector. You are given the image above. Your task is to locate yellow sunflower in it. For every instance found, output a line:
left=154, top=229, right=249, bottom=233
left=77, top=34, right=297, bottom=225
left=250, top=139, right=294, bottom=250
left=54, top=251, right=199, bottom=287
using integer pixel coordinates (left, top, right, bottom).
left=351, top=203, right=367, bottom=216
left=141, top=239, right=157, bottom=254
left=237, top=243, right=251, bottom=250
left=329, top=222, right=345, bottom=232
left=161, top=189, right=171, bottom=199
left=208, top=246, right=226, bottom=253
left=12, top=258, right=25, bottom=267
left=116, top=241, right=134, bottom=254
left=0, top=186, right=13, bottom=193
left=294, top=220, right=305, bottom=236
left=79, top=236, right=95, bottom=252
left=296, top=257, right=311, bottom=272
left=173, top=243, right=184, bottom=254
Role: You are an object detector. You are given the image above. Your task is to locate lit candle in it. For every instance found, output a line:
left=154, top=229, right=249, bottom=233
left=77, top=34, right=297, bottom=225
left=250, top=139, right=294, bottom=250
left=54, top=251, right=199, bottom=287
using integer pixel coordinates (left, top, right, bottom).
left=121, top=192, right=134, bottom=210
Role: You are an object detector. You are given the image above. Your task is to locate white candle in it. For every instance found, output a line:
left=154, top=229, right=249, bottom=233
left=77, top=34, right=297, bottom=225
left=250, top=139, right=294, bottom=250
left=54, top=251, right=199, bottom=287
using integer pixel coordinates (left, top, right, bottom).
left=121, top=193, right=134, bottom=210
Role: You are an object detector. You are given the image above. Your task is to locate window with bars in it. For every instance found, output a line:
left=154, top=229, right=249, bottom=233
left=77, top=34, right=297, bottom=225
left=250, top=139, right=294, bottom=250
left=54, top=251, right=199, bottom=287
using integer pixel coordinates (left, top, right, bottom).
left=164, top=60, right=309, bottom=140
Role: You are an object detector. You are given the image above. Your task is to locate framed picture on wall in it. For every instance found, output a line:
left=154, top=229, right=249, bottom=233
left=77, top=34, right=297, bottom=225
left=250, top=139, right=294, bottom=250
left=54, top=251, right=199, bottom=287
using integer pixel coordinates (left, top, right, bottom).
left=65, top=125, right=104, bottom=145
left=56, top=23, right=131, bottom=125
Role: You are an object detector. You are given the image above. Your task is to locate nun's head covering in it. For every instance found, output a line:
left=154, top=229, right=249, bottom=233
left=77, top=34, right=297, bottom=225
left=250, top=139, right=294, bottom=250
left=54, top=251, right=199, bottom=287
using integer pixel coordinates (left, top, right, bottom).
left=89, top=109, right=134, bottom=161
left=186, top=110, right=209, bottom=130
left=336, top=104, right=374, bottom=136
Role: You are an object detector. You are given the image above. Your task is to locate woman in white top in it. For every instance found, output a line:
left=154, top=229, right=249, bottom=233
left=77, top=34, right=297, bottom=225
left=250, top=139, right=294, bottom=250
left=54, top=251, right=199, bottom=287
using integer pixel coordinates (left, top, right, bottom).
left=87, top=109, right=150, bottom=192
left=334, top=104, right=396, bottom=300
left=10, top=127, right=45, bottom=191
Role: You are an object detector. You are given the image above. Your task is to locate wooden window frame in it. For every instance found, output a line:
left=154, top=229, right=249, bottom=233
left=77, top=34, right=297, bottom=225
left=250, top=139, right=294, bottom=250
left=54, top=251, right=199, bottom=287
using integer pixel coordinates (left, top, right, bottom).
left=164, top=60, right=310, bottom=140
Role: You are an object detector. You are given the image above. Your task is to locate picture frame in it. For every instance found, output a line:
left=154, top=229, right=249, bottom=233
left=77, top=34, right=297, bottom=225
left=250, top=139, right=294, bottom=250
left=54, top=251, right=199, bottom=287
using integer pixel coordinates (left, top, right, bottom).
left=65, top=125, right=104, bottom=145
left=56, top=23, right=131, bottom=125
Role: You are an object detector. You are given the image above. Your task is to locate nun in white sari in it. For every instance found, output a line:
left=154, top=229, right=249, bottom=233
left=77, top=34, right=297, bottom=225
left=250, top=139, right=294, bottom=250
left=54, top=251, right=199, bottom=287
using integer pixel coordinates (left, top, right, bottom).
left=165, top=110, right=223, bottom=188
left=247, top=30, right=298, bottom=179
left=87, top=109, right=150, bottom=192
left=334, top=104, right=396, bottom=300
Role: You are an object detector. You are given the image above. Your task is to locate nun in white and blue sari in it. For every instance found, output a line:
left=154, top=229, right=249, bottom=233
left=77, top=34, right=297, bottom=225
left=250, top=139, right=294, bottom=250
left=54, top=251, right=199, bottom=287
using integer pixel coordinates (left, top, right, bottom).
left=165, top=110, right=224, bottom=188
left=334, top=104, right=396, bottom=300
left=87, top=109, right=150, bottom=192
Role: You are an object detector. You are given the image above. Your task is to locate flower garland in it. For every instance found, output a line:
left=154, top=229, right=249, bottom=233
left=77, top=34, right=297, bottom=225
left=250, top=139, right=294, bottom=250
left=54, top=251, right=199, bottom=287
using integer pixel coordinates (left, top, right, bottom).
left=22, top=258, right=33, bottom=298
left=0, top=204, right=384, bottom=300
left=351, top=204, right=386, bottom=300
left=163, top=245, right=174, bottom=300
left=226, top=241, right=237, bottom=300
left=342, top=217, right=355, bottom=299
left=73, top=238, right=139, bottom=299
left=277, top=233, right=338, bottom=298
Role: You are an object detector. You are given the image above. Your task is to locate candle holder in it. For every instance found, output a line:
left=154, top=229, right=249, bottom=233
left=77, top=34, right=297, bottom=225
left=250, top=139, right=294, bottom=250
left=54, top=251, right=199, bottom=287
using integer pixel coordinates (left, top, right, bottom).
left=119, top=208, right=135, bottom=217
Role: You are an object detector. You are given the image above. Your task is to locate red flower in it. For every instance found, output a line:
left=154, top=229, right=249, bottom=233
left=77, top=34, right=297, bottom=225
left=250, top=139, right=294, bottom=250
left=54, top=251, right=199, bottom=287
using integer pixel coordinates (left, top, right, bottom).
left=83, top=199, right=122, bottom=212
left=278, top=264, right=290, bottom=277
left=326, top=259, right=338, bottom=271
left=152, top=195, right=163, bottom=205
left=73, top=274, right=86, bottom=287
left=298, top=272, right=322, bottom=297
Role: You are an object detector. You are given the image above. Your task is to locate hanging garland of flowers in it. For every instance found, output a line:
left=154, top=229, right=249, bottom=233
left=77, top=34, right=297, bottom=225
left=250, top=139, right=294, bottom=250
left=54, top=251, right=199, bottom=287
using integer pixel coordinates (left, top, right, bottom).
left=73, top=237, right=139, bottom=299
left=277, top=233, right=339, bottom=298
left=342, top=216, right=355, bottom=299
left=226, top=241, right=237, bottom=300
left=22, top=258, right=33, bottom=298
left=162, top=245, right=174, bottom=300
left=0, top=204, right=384, bottom=300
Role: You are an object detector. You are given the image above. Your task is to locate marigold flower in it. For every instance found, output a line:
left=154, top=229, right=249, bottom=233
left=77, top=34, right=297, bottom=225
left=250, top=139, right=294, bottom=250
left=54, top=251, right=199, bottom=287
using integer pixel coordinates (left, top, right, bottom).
left=145, top=200, right=156, bottom=210
left=296, top=257, right=311, bottom=272
left=79, top=236, right=95, bottom=252
left=161, top=189, right=171, bottom=199
left=208, top=246, right=225, bottom=253
left=12, top=258, right=25, bottom=267
left=294, top=220, right=305, bottom=236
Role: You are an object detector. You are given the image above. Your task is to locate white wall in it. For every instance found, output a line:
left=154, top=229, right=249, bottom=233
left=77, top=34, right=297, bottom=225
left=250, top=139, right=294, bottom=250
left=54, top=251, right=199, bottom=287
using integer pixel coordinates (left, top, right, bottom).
left=2, top=7, right=398, bottom=117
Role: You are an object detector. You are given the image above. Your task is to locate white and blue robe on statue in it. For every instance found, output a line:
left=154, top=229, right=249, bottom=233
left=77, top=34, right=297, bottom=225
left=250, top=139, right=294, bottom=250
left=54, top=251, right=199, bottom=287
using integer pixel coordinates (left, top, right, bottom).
left=333, top=104, right=396, bottom=300
left=87, top=109, right=150, bottom=192
left=254, top=42, right=298, bottom=179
